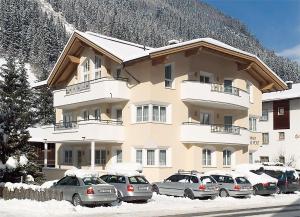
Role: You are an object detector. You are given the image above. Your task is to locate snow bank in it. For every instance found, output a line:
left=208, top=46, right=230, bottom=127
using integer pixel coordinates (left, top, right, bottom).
left=64, top=168, right=100, bottom=178
left=4, top=182, right=45, bottom=191
left=25, top=175, right=34, bottom=182
left=5, top=157, right=18, bottom=170
left=106, top=163, right=143, bottom=177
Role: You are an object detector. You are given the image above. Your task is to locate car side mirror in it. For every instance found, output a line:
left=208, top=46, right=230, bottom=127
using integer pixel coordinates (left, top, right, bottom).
left=53, top=182, right=57, bottom=186
left=163, top=179, right=166, bottom=183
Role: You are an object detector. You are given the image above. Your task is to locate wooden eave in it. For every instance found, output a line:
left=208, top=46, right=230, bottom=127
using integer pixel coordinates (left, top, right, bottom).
left=47, top=32, right=123, bottom=87
left=149, top=41, right=288, bottom=91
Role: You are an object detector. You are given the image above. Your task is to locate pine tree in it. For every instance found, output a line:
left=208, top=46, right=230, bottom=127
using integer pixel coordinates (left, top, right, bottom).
left=0, top=56, right=42, bottom=182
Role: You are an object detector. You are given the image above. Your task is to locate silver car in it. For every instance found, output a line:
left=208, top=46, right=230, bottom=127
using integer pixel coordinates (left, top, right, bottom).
left=152, top=170, right=219, bottom=200
left=210, top=174, right=253, bottom=197
left=52, top=175, right=117, bottom=206
left=100, top=174, right=153, bottom=202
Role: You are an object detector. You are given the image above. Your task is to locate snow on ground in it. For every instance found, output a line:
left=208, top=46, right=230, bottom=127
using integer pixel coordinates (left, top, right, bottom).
left=36, top=0, right=75, bottom=34
left=1, top=193, right=300, bottom=217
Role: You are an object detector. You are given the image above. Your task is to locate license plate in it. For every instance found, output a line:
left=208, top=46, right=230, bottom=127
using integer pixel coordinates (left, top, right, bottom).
left=270, top=183, right=275, bottom=186
left=99, top=189, right=111, bottom=193
left=139, top=187, right=148, bottom=190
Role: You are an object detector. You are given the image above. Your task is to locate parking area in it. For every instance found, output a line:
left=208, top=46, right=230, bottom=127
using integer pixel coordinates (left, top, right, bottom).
left=1, top=192, right=300, bottom=217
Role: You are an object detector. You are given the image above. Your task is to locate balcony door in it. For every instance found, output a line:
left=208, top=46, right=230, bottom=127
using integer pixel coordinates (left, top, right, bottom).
left=199, top=71, right=213, bottom=84
left=224, top=79, right=233, bottom=93
left=224, top=116, right=233, bottom=133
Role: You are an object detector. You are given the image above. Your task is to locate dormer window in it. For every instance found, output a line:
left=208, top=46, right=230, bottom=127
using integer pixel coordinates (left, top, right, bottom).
left=94, top=56, right=101, bottom=79
left=83, top=60, right=90, bottom=82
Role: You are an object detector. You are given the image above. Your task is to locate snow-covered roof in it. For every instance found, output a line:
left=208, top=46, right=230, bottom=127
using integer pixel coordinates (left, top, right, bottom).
left=263, top=83, right=300, bottom=102
left=77, top=31, right=151, bottom=62
left=64, top=168, right=101, bottom=178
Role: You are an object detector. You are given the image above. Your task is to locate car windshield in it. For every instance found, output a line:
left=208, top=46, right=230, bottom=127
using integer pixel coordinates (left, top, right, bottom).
left=200, top=176, right=216, bottom=184
left=128, top=176, right=149, bottom=184
left=235, top=177, right=250, bottom=184
left=82, top=177, right=106, bottom=185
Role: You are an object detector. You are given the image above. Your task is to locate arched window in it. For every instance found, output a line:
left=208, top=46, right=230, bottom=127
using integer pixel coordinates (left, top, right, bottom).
left=223, top=149, right=232, bottom=166
left=202, top=149, right=212, bottom=166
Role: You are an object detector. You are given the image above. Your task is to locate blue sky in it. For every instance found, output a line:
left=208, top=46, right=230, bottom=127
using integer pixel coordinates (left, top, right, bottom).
left=202, top=0, right=300, bottom=63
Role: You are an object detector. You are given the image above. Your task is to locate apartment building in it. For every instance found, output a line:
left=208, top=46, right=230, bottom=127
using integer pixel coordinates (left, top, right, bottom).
left=254, top=82, right=300, bottom=170
left=30, top=31, right=287, bottom=181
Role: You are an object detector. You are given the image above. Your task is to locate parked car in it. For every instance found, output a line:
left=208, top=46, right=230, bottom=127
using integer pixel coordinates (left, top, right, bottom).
left=235, top=164, right=278, bottom=195
left=100, top=174, right=153, bottom=202
left=263, top=165, right=300, bottom=193
left=206, top=171, right=253, bottom=197
left=152, top=170, right=219, bottom=200
left=52, top=175, right=118, bottom=206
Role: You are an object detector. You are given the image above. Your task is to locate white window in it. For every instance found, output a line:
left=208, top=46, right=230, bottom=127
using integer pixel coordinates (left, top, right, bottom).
left=64, top=150, right=73, bottom=164
left=94, top=56, right=101, bottom=79
left=247, top=81, right=254, bottom=103
left=200, top=112, right=211, bottom=125
left=136, top=105, right=149, bottom=122
left=260, top=156, right=269, bottom=163
left=94, top=108, right=101, bottom=120
left=159, top=150, right=167, bottom=166
left=165, top=64, right=173, bottom=88
left=152, top=105, right=167, bottom=122
left=249, top=152, right=253, bottom=164
left=136, top=149, right=143, bottom=164
left=202, top=149, right=212, bottom=166
left=200, top=75, right=211, bottom=83
left=260, top=110, right=269, bottom=121
left=262, top=133, right=269, bottom=144
left=223, top=149, right=232, bottom=166
left=279, top=132, right=285, bottom=141
left=95, top=150, right=106, bottom=165
left=116, top=150, right=122, bottom=163
left=278, top=107, right=285, bottom=116
left=83, top=60, right=90, bottom=82
left=249, top=117, right=257, bottom=131
left=147, top=150, right=155, bottom=165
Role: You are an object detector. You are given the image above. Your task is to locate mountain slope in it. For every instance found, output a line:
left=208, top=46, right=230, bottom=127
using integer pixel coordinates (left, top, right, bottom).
left=46, top=0, right=300, bottom=82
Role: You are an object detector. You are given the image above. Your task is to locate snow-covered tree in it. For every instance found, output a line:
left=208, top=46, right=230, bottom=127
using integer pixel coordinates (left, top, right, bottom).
left=0, top=56, right=41, bottom=182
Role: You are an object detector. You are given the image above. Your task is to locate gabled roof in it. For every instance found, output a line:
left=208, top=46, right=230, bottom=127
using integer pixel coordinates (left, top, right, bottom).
left=47, top=30, right=288, bottom=91
left=263, top=83, right=300, bottom=102
left=80, top=31, right=151, bottom=62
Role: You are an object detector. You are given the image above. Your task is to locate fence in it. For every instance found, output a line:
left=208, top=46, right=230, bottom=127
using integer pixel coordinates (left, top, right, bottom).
left=0, top=186, right=63, bottom=201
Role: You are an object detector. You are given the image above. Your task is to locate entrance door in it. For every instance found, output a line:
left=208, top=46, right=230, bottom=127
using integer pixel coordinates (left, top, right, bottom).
left=224, top=79, right=233, bottom=94
left=224, top=116, right=233, bottom=133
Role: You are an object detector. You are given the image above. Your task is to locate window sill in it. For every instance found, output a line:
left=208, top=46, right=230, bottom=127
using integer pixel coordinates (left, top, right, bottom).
left=202, top=166, right=217, bottom=168
left=223, top=165, right=232, bottom=168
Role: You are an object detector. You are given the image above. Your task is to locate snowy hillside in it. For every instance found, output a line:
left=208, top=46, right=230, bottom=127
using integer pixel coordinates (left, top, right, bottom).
left=0, top=58, right=39, bottom=87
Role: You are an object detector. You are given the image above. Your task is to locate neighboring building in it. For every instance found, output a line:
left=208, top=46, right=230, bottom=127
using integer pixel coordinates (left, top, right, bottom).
left=29, top=31, right=286, bottom=182
left=254, top=82, right=300, bottom=170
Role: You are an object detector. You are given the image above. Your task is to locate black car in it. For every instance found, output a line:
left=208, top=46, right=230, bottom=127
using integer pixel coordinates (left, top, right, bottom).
left=263, top=167, right=300, bottom=193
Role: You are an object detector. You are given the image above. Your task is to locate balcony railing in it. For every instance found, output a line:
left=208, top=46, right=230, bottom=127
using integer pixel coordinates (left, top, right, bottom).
left=65, top=77, right=129, bottom=95
left=66, top=82, right=90, bottom=95
left=182, top=122, right=243, bottom=135
left=54, top=119, right=123, bottom=131
left=211, top=83, right=241, bottom=96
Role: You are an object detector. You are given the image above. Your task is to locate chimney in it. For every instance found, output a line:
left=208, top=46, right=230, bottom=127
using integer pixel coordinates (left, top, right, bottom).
left=285, top=81, right=293, bottom=89
left=168, top=39, right=179, bottom=45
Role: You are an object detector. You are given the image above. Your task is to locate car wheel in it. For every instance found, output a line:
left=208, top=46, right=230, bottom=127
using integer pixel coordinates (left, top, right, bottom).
left=152, top=185, right=160, bottom=194
left=276, top=187, right=282, bottom=194
left=219, top=189, right=229, bottom=198
left=253, top=187, right=258, bottom=196
left=184, top=189, right=195, bottom=200
left=210, top=195, right=217, bottom=200
left=72, top=194, right=82, bottom=206
left=117, top=190, right=123, bottom=202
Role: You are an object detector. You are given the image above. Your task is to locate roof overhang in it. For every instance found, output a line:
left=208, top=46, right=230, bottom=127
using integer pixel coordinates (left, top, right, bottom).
left=149, top=41, right=288, bottom=92
left=47, top=31, right=123, bottom=87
